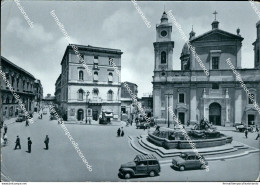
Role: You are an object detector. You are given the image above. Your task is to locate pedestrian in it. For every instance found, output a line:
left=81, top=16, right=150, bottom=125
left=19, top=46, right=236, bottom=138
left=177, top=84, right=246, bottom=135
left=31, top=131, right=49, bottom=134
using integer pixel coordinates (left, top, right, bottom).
left=117, top=128, right=121, bottom=137
left=256, top=125, right=259, bottom=132
left=3, top=134, right=7, bottom=146
left=4, top=124, right=7, bottom=135
left=121, top=127, right=124, bottom=137
left=14, top=136, right=21, bottom=150
left=245, top=129, right=248, bottom=139
left=27, top=137, right=32, bottom=153
left=25, top=119, right=29, bottom=126
left=256, top=130, right=259, bottom=140
left=44, top=135, right=49, bottom=150
left=187, top=120, right=190, bottom=127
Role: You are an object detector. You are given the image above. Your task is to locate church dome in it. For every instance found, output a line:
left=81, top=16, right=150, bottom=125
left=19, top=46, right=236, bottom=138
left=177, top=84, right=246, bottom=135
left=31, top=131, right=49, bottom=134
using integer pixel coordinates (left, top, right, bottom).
left=181, top=43, right=190, bottom=57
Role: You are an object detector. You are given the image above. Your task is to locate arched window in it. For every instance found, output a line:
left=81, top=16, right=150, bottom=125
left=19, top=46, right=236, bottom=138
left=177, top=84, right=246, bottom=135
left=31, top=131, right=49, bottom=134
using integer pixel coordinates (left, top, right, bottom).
left=79, top=71, right=84, bottom=80
left=93, top=71, right=98, bottom=81
left=93, top=88, right=99, bottom=97
left=17, top=78, right=19, bottom=90
left=161, top=51, right=166, bottom=64
left=78, top=89, right=84, bottom=101
left=108, top=72, right=113, bottom=82
left=107, top=90, right=113, bottom=101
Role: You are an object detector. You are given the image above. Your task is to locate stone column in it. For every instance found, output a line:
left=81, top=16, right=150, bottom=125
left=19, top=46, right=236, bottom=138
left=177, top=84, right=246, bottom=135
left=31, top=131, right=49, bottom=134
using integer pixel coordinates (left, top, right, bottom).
left=234, top=88, right=242, bottom=124
left=190, top=87, right=197, bottom=124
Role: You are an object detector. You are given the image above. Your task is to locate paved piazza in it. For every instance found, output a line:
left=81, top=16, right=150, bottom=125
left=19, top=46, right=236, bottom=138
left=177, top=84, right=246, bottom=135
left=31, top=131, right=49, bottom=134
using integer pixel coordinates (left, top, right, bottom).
left=1, top=110, right=259, bottom=182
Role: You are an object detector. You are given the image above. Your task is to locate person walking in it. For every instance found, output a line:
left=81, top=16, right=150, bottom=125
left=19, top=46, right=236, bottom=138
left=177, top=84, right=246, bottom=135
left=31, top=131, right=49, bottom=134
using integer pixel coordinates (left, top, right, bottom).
left=14, top=136, right=21, bottom=150
left=25, top=119, right=29, bottom=126
left=44, top=135, right=49, bottom=150
left=4, top=124, right=7, bottom=135
left=245, top=129, right=248, bottom=139
left=3, top=134, right=7, bottom=146
left=27, top=137, right=32, bottom=153
left=121, top=127, right=124, bottom=137
left=256, top=129, right=260, bottom=140
left=117, top=128, right=121, bottom=137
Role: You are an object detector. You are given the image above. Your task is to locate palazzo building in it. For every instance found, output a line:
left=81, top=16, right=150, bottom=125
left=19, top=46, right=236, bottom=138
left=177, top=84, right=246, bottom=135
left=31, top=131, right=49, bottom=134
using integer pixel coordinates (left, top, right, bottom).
left=1, top=56, right=43, bottom=120
left=152, top=12, right=260, bottom=126
left=55, top=44, right=122, bottom=122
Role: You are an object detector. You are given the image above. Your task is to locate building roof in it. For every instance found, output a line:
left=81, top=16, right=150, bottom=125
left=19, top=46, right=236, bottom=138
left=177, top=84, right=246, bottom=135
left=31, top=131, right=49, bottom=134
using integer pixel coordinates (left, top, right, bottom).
left=60, top=44, right=123, bottom=65
left=190, top=28, right=244, bottom=43
left=1, top=56, right=35, bottom=79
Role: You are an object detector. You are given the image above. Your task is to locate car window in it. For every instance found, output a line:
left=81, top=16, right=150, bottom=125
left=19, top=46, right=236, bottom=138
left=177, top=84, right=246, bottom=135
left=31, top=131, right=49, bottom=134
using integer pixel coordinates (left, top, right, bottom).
left=138, top=161, right=147, bottom=166
left=187, top=156, right=195, bottom=160
left=148, top=161, right=158, bottom=165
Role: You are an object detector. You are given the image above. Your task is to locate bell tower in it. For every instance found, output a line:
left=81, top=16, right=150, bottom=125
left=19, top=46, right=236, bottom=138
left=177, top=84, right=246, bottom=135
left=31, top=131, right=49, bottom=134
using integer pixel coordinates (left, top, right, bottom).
left=254, top=21, right=260, bottom=69
left=153, top=11, right=175, bottom=71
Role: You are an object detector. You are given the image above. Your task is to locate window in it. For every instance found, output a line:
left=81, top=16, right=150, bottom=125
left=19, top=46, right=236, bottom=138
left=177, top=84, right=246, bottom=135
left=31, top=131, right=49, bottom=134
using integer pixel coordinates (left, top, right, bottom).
left=187, top=156, right=195, bottom=160
left=108, top=72, right=113, bottom=82
left=27, top=82, right=29, bottom=90
left=248, top=94, right=255, bottom=104
left=109, top=58, right=113, bottom=66
left=93, top=71, right=98, bottom=81
left=138, top=161, right=147, bottom=166
left=148, top=161, right=158, bottom=165
left=179, top=93, right=185, bottom=103
left=93, top=88, right=99, bottom=97
left=16, top=78, right=19, bottom=90
left=212, top=57, right=219, bottom=69
left=94, top=56, right=98, bottom=59
left=93, top=63, right=98, bottom=69
left=11, top=76, right=15, bottom=87
left=79, top=71, right=84, bottom=80
left=107, top=90, right=113, bottom=101
left=161, top=51, right=166, bottom=64
left=78, top=89, right=84, bottom=101
left=212, top=83, right=219, bottom=89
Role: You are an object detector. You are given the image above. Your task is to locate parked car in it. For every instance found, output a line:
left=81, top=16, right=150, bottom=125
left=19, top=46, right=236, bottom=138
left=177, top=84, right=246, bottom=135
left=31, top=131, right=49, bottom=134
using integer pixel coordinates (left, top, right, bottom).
left=235, top=124, right=253, bottom=132
left=43, top=110, right=47, bottom=115
left=136, top=122, right=150, bottom=129
left=172, top=152, right=208, bottom=171
left=118, top=154, right=160, bottom=179
left=16, top=114, right=26, bottom=122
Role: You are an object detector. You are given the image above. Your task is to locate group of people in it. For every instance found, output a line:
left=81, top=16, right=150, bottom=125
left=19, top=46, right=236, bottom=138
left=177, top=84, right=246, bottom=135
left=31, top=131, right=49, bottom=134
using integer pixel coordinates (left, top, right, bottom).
left=2, top=124, right=8, bottom=146
left=245, top=125, right=259, bottom=140
left=14, top=135, right=49, bottom=153
left=117, top=127, right=124, bottom=137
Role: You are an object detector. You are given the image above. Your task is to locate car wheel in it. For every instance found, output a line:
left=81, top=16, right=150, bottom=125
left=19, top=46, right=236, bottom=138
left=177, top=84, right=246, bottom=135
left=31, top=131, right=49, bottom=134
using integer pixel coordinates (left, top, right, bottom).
left=149, top=170, right=155, bottom=177
left=200, top=164, right=205, bottom=169
left=124, top=172, right=131, bottom=179
left=179, top=166, right=185, bottom=171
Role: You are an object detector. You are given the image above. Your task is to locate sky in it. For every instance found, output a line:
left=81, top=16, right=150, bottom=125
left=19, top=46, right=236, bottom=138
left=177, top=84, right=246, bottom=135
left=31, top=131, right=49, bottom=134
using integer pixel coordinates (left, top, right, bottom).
left=1, top=1, right=260, bottom=97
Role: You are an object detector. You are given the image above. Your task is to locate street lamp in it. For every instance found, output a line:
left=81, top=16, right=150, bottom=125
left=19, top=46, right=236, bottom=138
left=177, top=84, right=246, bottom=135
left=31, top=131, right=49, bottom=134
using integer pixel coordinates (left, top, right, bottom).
left=165, top=93, right=173, bottom=128
left=86, top=90, right=90, bottom=124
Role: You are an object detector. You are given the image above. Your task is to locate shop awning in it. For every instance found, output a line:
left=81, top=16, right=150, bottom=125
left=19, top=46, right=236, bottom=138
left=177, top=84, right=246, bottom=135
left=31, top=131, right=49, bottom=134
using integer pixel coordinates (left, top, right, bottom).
left=104, top=113, right=113, bottom=118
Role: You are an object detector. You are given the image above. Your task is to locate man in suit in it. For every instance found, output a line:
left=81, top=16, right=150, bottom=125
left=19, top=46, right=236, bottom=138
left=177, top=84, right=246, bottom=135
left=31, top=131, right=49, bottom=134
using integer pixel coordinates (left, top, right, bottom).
left=44, top=135, right=49, bottom=150
left=14, top=136, right=21, bottom=150
left=27, top=137, right=32, bottom=153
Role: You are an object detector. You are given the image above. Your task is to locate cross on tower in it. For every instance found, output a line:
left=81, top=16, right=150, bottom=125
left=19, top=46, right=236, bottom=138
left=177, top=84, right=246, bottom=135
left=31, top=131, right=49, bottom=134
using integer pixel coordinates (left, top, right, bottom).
left=213, top=10, right=218, bottom=20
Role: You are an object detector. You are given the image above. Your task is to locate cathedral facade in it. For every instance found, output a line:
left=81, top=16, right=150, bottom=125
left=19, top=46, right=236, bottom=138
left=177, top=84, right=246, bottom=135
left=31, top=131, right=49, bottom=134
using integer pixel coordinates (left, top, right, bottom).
left=152, top=12, right=260, bottom=127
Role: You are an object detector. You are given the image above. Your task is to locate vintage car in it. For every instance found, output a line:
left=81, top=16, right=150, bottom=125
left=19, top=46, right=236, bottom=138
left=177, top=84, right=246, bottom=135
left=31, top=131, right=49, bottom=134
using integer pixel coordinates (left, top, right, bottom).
left=172, top=152, right=208, bottom=171
left=16, top=114, right=26, bottom=122
left=235, top=124, right=253, bottom=132
left=118, top=154, right=160, bottom=179
left=43, top=110, right=48, bottom=115
left=136, top=122, right=150, bottom=129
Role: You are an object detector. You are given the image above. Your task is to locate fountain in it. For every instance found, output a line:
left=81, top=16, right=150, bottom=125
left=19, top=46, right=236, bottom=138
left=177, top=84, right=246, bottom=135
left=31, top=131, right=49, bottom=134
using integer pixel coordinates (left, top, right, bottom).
left=148, top=119, right=233, bottom=149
